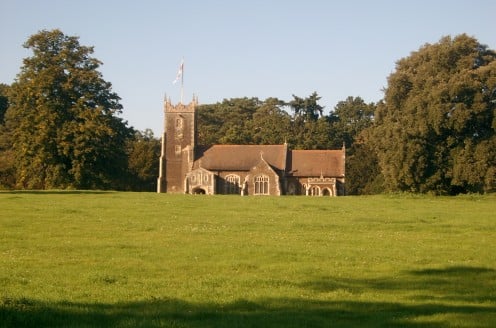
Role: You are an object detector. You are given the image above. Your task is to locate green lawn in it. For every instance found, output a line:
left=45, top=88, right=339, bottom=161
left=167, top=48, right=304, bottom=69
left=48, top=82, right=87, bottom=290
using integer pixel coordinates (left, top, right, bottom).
left=1, top=192, right=495, bottom=327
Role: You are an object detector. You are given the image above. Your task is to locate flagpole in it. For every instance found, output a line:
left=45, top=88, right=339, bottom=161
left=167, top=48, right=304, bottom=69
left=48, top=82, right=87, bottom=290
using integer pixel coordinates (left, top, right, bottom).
left=180, top=61, right=184, bottom=104
left=173, top=58, right=184, bottom=104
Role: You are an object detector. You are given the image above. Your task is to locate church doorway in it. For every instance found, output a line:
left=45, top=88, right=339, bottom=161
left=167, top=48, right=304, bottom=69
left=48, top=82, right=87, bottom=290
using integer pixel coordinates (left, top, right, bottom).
left=192, top=188, right=206, bottom=194
left=322, top=188, right=331, bottom=196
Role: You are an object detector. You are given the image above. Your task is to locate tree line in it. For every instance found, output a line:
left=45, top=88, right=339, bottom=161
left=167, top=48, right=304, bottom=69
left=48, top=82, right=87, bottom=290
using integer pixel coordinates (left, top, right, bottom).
left=0, top=30, right=494, bottom=194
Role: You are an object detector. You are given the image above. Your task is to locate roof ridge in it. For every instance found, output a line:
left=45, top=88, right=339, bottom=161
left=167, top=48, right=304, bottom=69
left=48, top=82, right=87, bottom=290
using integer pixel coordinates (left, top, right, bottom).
left=210, top=144, right=285, bottom=148
left=292, top=149, right=342, bottom=152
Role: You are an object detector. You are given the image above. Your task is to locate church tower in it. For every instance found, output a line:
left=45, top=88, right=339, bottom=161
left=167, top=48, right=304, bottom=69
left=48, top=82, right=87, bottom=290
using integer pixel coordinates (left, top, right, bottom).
left=157, top=96, right=198, bottom=193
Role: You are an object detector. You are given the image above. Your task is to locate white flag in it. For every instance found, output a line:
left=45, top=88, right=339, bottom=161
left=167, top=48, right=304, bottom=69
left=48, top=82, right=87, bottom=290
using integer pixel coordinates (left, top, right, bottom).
left=172, top=59, right=184, bottom=84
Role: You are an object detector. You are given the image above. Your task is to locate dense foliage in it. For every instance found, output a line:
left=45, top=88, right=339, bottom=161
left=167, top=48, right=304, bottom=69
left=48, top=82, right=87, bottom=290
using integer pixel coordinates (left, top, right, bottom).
left=125, top=129, right=161, bottom=191
left=0, top=84, right=15, bottom=188
left=0, top=84, right=8, bottom=124
left=197, top=94, right=373, bottom=149
left=369, top=34, right=496, bottom=194
left=2, top=30, right=133, bottom=189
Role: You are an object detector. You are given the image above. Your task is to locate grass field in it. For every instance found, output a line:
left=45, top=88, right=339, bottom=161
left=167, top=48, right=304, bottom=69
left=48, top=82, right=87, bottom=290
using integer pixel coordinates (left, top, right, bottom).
left=1, top=192, right=495, bottom=327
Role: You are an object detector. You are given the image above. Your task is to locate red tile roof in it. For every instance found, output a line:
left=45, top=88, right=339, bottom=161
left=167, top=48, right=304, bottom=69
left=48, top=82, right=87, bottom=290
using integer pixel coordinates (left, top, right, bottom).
left=289, top=150, right=344, bottom=177
left=196, top=144, right=287, bottom=171
left=195, top=145, right=345, bottom=177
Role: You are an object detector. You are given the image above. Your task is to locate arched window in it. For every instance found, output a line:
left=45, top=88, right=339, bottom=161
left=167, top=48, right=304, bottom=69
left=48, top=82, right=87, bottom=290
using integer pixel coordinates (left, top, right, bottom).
left=310, top=186, right=320, bottom=196
left=225, top=174, right=240, bottom=194
left=254, top=175, right=269, bottom=195
left=175, top=117, right=183, bottom=129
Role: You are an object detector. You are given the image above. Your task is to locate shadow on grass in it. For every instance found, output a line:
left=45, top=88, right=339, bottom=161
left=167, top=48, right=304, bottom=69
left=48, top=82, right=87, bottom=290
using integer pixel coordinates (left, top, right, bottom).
left=3, top=297, right=495, bottom=328
left=303, top=266, right=496, bottom=304
left=2, top=266, right=495, bottom=327
left=409, top=266, right=495, bottom=276
left=0, top=190, right=115, bottom=195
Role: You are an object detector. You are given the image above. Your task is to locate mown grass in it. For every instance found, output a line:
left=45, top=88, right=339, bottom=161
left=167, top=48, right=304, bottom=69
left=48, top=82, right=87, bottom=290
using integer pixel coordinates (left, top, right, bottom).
left=0, top=192, right=495, bottom=327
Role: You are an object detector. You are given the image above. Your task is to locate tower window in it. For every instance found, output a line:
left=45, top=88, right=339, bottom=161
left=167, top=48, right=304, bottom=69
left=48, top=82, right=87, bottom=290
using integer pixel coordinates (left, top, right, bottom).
left=175, top=118, right=183, bottom=129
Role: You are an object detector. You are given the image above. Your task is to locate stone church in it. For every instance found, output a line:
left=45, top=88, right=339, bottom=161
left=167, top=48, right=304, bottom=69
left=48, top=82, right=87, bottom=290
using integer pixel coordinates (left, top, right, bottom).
left=157, top=98, right=345, bottom=196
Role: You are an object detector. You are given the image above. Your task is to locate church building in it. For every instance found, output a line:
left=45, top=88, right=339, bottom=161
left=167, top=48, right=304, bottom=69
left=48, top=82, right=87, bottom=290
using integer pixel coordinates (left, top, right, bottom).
left=157, top=98, right=345, bottom=196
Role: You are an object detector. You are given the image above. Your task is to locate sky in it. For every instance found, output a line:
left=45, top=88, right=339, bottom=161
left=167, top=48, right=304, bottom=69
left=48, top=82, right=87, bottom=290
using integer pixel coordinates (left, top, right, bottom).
left=1, top=0, right=495, bottom=136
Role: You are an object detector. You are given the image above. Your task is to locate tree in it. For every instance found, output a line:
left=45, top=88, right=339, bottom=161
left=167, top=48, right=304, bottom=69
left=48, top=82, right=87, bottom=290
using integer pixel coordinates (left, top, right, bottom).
left=289, top=91, right=323, bottom=122
left=287, top=92, right=332, bottom=149
left=370, top=34, right=496, bottom=194
left=325, top=96, right=379, bottom=194
left=251, top=98, right=291, bottom=144
left=345, top=129, right=383, bottom=195
left=0, top=84, right=15, bottom=188
left=0, top=84, right=9, bottom=124
left=328, top=96, right=375, bottom=149
left=126, top=129, right=161, bottom=191
left=4, top=29, right=132, bottom=189
left=289, top=117, right=334, bottom=150
left=197, top=97, right=260, bottom=146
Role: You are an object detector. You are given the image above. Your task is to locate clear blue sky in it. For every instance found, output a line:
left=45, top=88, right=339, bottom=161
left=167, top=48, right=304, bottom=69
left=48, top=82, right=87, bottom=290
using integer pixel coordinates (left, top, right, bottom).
left=1, top=0, right=495, bottom=136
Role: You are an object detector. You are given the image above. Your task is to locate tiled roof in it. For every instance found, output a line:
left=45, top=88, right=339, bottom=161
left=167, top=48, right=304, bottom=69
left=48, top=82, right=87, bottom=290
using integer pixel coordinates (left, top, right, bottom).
left=195, top=144, right=345, bottom=177
left=195, top=144, right=287, bottom=171
left=289, top=150, right=344, bottom=177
